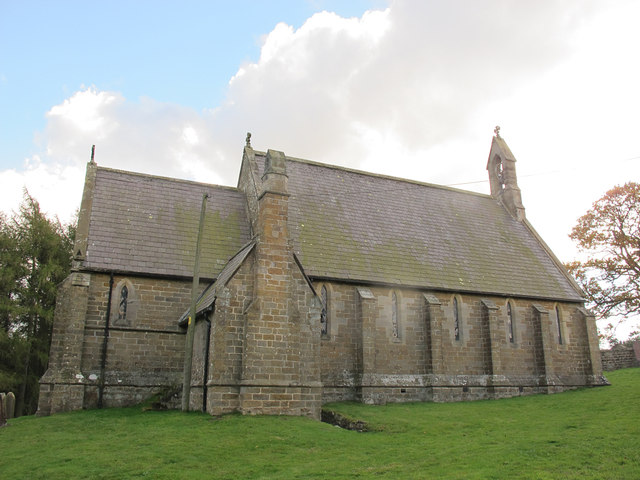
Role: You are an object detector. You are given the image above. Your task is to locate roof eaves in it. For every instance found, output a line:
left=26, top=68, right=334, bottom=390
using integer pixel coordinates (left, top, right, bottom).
left=306, top=274, right=585, bottom=303
left=73, top=266, right=216, bottom=283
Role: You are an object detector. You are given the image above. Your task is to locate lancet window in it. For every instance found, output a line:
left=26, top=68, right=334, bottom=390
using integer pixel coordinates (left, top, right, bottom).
left=453, top=297, right=460, bottom=341
left=555, top=306, right=563, bottom=345
left=320, top=285, right=328, bottom=336
left=118, top=285, right=128, bottom=322
left=507, top=301, right=514, bottom=343
left=392, top=292, right=399, bottom=338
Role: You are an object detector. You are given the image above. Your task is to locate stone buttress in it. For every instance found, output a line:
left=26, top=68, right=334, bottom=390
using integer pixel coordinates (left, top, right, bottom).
left=202, top=147, right=322, bottom=419
left=38, top=160, right=97, bottom=415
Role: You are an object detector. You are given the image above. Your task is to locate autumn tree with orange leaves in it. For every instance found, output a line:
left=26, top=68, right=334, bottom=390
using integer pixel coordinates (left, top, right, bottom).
left=566, top=182, right=640, bottom=343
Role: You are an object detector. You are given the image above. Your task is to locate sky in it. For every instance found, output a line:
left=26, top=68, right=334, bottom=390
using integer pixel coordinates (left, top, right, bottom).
left=1, top=1, right=639, bottom=336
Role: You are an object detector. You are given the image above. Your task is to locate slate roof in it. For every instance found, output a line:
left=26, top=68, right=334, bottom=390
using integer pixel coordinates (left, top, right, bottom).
left=82, top=152, right=582, bottom=302
left=254, top=153, right=583, bottom=302
left=83, top=167, right=251, bottom=279
left=178, top=241, right=256, bottom=324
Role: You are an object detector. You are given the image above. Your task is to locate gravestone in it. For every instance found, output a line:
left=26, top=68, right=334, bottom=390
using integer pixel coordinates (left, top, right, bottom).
left=6, top=392, right=15, bottom=419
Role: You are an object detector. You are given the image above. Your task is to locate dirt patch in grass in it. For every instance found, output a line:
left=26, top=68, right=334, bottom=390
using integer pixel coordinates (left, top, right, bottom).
left=321, top=409, right=369, bottom=432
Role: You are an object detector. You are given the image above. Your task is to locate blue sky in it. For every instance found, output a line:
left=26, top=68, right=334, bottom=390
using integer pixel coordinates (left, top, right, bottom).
left=1, top=0, right=639, bottom=258
left=1, top=0, right=639, bottom=337
left=0, top=0, right=382, bottom=168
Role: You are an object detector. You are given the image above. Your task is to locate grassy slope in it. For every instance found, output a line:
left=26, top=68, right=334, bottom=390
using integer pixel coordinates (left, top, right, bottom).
left=1, top=369, right=638, bottom=479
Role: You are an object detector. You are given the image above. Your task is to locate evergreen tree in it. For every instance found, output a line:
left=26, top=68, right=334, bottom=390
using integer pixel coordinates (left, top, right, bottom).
left=0, top=192, right=74, bottom=415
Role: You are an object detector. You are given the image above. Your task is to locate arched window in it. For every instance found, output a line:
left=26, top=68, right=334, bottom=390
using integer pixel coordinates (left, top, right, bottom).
left=118, top=285, right=128, bottom=322
left=453, top=297, right=460, bottom=341
left=507, top=301, right=514, bottom=343
left=320, top=285, right=328, bottom=336
left=555, top=306, right=563, bottom=345
left=391, top=292, right=399, bottom=338
left=111, top=279, right=138, bottom=326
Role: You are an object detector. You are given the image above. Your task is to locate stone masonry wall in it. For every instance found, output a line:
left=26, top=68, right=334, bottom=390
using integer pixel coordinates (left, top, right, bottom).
left=601, top=342, right=640, bottom=371
left=79, top=273, right=203, bottom=408
left=203, top=253, right=255, bottom=415
left=316, top=281, right=600, bottom=405
left=316, top=282, right=360, bottom=402
left=38, top=272, right=91, bottom=415
left=41, top=271, right=208, bottom=413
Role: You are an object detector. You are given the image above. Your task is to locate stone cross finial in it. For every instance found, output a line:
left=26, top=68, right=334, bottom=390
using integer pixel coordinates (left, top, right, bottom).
left=245, top=132, right=252, bottom=147
left=494, top=125, right=501, bottom=138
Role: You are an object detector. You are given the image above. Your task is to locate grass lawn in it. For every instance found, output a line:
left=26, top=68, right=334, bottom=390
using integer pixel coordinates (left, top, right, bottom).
left=1, top=368, right=638, bottom=479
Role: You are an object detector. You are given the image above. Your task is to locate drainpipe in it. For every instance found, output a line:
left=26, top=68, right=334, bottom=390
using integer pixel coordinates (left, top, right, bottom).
left=98, top=273, right=114, bottom=408
left=202, top=315, right=212, bottom=413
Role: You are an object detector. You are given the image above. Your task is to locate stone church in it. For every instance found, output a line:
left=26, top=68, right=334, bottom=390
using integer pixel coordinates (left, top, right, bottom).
left=38, top=132, right=606, bottom=419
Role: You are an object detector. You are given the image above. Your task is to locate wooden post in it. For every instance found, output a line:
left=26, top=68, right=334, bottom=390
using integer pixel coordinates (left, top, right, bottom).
left=182, top=193, right=209, bottom=411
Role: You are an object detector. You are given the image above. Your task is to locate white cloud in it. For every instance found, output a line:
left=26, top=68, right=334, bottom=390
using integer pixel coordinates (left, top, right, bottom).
left=1, top=0, right=638, bottom=340
left=212, top=0, right=622, bottom=179
left=2, top=0, right=639, bottom=269
left=47, top=89, right=119, bottom=136
left=0, top=159, right=84, bottom=223
left=0, top=88, right=230, bottom=223
left=40, top=88, right=228, bottom=182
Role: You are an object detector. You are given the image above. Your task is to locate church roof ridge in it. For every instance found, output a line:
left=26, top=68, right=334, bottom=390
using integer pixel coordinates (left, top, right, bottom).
left=95, top=165, right=239, bottom=193
left=252, top=150, right=491, bottom=199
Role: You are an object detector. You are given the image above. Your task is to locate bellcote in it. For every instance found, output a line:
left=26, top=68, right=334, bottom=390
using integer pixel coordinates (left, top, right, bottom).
left=487, top=127, right=525, bottom=221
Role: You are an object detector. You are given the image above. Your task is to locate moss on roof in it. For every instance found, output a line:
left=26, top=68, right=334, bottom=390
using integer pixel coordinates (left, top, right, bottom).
left=266, top=154, right=582, bottom=301
left=84, top=168, right=250, bottom=278
left=84, top=154, right=581, bottom=302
